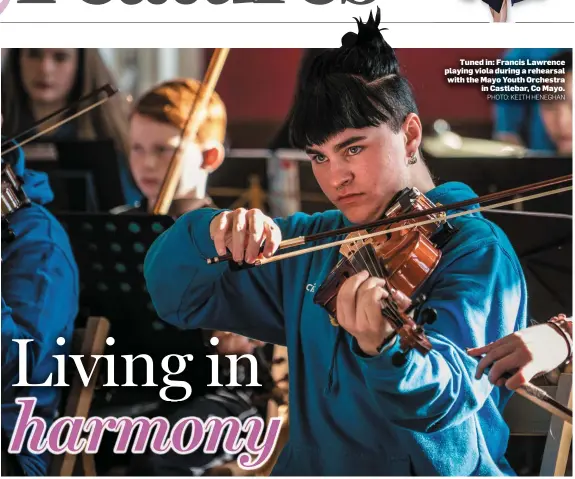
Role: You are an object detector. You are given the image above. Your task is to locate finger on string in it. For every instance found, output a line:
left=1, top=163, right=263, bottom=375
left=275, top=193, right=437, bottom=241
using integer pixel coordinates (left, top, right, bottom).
left=365, top=285, right=387, bottom=329
left=389, top=287, right=411, bottom=313
left=357, top=277, right=387, bottom=296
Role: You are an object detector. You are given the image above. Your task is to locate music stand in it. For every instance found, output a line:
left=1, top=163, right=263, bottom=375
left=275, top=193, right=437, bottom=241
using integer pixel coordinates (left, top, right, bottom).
left=57, top=212, right=212, bottom=413
left=56, top=140, right=127, bottom=210
left=24, top=149, right=99, bottom=212
left=26, top=140, right=127, bottom=212
left=482, top=210, right=572, bottom=321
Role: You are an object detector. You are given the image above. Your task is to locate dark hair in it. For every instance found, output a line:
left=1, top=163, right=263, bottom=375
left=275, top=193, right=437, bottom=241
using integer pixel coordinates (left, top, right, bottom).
left=288, top=8, right=418, bottom=149
left=1, top=48, right=130, bottom=155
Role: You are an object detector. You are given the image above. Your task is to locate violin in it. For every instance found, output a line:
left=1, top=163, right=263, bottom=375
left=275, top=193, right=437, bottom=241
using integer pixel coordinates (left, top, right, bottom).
left=1, top=162, right=31, bottom=242
left=313, top=187, right=454, bottom=364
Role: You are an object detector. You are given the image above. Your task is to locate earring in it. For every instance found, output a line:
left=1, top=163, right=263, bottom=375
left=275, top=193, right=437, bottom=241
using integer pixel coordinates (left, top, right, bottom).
left=408, top=153, right=417, bottom=165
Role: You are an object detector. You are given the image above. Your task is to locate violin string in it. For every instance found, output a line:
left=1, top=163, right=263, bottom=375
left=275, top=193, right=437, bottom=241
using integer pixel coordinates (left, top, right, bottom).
left=341, top=235, right=404, bottom=327
left=358, top=238, right=404, bottom=324
left=345, top=236, right=386, bottom=309
left=353, top=236, right=405, bottom=327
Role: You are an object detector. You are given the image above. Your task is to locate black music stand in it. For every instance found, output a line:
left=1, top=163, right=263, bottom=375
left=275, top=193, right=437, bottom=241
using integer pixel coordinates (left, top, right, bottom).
left=57, top=140, right=127, bottom=210
left=26, top=140, right=128, bottom=212
left=57, top=212, right=212, bottom=413
left=483, top=210, right=572, bottom=321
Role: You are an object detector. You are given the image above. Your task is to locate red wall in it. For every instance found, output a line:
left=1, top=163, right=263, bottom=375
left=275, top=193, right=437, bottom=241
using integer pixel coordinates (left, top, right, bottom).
left=397, top=48, right=506, bottom=121
left=207, top=48, right=303, bottom=122
left=209, top=48, right=507, bottom=124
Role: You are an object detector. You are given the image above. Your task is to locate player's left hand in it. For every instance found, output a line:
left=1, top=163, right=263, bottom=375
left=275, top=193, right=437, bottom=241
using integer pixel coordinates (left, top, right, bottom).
left=336, top=270, right=410, bottom=356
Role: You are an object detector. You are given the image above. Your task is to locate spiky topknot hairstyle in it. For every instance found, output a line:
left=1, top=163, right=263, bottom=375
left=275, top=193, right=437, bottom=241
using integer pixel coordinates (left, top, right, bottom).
left=288, top=8, right=418, bottom=150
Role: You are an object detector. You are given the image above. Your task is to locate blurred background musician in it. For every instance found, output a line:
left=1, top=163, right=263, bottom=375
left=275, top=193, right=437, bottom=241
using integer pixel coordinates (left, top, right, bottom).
left=1, top=122, right=79, bottom=476
left=538, top=50, right=572, bottom=156
left=1, top=48, right=141, bottom=206
left=112, top=77, right=225, bottom=215
left=492, top=48, right=571, bottom=153
left=108, top=78, right=271, bottom=475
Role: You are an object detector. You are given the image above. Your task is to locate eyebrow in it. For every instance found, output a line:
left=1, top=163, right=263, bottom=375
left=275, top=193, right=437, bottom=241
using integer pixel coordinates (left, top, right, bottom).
left=305, top=136, right=367, bottom=155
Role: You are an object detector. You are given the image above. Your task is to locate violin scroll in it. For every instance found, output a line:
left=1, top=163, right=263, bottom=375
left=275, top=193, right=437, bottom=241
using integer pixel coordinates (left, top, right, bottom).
left=391, top=307, right=437, bottom=367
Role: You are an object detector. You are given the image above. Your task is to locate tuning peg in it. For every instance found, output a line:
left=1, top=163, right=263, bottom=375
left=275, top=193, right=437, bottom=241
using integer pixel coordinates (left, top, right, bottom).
left=405, top=294, right=426, bottom=315
left=392, top=351, right=408, bottom=368
left=418, top=308, right=437, bottom=326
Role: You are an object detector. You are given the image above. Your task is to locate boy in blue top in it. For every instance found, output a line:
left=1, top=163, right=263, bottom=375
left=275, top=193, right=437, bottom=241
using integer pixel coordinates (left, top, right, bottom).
left=493, top=48, right=571, bottom=152
left=144, top=10, right=527, bottom=476
left=1, top=134, right=79, bottom=475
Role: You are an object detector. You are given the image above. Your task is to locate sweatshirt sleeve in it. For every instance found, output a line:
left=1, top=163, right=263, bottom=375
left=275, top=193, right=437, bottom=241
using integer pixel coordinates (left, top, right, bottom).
left=144, top=208, right=288, bottom=345
left=350, top=240, right=524, bottom=433
left=1, top=241, right=78, bottom=398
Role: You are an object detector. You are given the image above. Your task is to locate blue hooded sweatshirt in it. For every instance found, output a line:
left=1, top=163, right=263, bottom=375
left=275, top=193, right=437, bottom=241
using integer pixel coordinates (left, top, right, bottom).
left=144, top=182, right=527, bottom=476
left=1, top=142, right=79, bottom=476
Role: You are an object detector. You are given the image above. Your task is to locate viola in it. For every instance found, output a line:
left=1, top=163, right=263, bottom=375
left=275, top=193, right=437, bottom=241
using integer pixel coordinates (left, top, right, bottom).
left=313, top=187, right=455, bottom=364
left=207, top=178, right=572, bottom=362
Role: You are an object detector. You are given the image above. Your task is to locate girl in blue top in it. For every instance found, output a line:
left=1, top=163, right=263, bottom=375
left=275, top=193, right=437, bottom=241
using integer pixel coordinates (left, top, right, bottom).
left=1, top=48, right=141, bottom=205
left=144, top=9, right=528, bottom=476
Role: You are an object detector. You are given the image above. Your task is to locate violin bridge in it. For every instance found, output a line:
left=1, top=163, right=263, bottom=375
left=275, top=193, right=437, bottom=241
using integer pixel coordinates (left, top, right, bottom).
left=329, top=315, right=339, bottom=327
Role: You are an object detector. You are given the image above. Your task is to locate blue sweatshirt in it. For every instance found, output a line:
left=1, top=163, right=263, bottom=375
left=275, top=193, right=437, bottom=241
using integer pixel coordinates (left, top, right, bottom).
left=1, top=142, right=79, bottom=476
left=144, top=182, right=527, bottom=476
